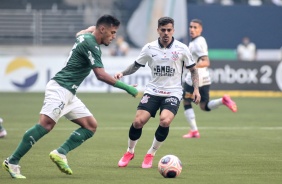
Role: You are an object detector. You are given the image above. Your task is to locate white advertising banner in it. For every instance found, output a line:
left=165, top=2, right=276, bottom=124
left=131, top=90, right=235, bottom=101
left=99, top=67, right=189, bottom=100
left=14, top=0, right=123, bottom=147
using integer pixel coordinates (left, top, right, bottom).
left=0, top=56, right=151, bottom=93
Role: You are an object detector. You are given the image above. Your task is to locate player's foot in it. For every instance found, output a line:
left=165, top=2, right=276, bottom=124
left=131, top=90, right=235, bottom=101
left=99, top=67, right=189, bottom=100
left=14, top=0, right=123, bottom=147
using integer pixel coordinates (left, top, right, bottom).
left=222, top=94, right=237, bottom=112
left=141, top=154, right=154, bottom=168
left=0, top=118, right=7, bottom=138
left=182, top=130, right=200, bottom=138
left=118, top=151, right=134, bottom=167
left=49, top=150, right=73, bottom=175
left=0, top=129, right=7, bottom=138
left=2, top=158, right=26, bottom=179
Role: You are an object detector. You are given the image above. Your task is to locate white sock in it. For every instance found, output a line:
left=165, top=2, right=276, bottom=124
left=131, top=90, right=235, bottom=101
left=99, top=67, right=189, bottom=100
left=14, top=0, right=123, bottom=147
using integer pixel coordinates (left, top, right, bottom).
left=127, top=138, right=138, bottom=154
left=207, top=98, right=223, bottom=110
left=147, top=137, right=162, bottom=156
left=184, top=108, right=198, bottom=131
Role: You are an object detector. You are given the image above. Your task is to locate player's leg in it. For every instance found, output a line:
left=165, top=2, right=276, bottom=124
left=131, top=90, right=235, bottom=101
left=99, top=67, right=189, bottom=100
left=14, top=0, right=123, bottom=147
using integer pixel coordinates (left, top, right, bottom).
left=142, top=96, right=179, bottom=168
left=2, top=117, right=50, bottom=179
left=50, top=96, right=95, bottom=175
left=182, top=83, right=199, bottom=138
left=118, top=110, right=151, bottom=167
left=118, top=94, right=156, bottom=167
left=202, top=85, right=237, bottom=112
left=7, top=115, right=53, bottom=164
left=2, top=80, right=63, bottom=179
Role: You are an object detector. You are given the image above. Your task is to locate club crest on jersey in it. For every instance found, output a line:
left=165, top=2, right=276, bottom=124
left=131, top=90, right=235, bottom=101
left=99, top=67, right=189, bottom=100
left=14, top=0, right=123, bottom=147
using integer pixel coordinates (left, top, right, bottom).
left=141, top=95, right=150, bottom=104
left=52, top=108, right=61, bottom=117
left=171, top=51, right=179, bottom=61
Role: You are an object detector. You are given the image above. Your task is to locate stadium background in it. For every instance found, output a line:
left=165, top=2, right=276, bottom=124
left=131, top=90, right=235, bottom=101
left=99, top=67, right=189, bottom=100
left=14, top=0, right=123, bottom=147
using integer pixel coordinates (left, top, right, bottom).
left=1, top=1, right=282, bottom=183
left=0, top=0, right=281, bottom=95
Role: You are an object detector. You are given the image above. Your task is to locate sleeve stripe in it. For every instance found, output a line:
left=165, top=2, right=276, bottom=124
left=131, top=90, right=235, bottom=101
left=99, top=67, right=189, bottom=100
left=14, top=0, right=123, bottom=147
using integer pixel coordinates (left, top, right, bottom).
left=135, top=61, right=145, bottom=67
left=186, top=63, right=196, bottom=69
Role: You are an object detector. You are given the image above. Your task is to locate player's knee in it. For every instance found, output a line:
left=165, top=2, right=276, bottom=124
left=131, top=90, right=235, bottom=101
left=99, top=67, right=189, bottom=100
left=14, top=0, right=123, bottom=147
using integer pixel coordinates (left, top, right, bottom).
left=201, top=102, right=211, bottom=111
left=87, top=124, right=97, bottom=132
left=39, top=115, right=56, bottom=131
left=133, top=118, right=146, bottom=129
left=160, top=117, right=172, bottom=127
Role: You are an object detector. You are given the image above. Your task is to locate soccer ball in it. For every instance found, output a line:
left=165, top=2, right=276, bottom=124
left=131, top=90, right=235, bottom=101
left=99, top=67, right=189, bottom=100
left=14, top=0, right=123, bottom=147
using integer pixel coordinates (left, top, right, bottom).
left=158, top=155, right=182, bottom=178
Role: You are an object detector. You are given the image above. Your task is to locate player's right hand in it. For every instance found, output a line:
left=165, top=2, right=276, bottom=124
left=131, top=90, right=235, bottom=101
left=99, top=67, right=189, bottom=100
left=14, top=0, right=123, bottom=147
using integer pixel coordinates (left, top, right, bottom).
left=114, top=72, right=123, bottom=79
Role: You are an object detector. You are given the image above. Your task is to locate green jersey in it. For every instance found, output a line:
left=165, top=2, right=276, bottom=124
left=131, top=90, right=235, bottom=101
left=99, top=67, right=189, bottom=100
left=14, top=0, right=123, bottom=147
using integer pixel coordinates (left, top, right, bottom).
left=52, top=33, right=103, bottom=94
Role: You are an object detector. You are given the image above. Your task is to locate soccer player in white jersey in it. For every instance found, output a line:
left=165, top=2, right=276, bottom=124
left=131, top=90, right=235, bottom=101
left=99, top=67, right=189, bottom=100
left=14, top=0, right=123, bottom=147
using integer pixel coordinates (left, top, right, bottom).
left=2, top=15, right=138, bottom=179
left=182, top=19, right=237, bottom=139
left=115, top=17, right=201, bottom=168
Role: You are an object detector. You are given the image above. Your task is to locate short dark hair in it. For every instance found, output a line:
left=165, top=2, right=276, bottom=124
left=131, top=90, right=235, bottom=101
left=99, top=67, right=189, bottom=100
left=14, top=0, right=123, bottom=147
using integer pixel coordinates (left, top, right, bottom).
left=96, top=15, right=120, bottom=27
left=158, top=17, right=174, bottom=28
left=191, top=19, right=203, bottom=27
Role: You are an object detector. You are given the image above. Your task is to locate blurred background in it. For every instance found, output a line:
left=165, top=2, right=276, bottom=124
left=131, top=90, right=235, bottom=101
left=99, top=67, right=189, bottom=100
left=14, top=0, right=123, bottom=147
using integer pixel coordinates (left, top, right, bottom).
left=0, top=0, right=282, bottom=94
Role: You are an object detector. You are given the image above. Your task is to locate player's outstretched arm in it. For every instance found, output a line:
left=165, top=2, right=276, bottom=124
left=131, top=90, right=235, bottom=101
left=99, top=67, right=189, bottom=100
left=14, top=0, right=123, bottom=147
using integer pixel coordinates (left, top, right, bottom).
left=93, top=67, right=138, bottom=97
left=114, top=62, right=141, bottom=80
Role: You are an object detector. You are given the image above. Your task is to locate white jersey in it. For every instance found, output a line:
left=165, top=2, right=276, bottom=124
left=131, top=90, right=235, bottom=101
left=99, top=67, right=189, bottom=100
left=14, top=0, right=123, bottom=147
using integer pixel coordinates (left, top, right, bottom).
left=136, top=38, right=195, bottom=100
left=185, top=36, right=211, bottom=87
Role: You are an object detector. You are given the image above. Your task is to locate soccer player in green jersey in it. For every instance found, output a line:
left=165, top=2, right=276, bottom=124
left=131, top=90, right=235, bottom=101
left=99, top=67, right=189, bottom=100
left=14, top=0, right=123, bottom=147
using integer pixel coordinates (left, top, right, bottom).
left=2, top=14, right=138, bottom=179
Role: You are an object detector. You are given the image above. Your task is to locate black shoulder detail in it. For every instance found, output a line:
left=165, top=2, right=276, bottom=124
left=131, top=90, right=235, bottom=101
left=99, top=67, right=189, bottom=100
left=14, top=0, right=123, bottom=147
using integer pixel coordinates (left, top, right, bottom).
left=186, top=63, right=196, bottom=69
left=135, top=61, right=145, bottom=67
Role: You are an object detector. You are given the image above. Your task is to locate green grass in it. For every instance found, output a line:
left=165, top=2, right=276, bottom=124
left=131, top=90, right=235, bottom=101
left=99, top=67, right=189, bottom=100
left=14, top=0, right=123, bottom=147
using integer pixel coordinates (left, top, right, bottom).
left=0, top=93, right=281, bottom=184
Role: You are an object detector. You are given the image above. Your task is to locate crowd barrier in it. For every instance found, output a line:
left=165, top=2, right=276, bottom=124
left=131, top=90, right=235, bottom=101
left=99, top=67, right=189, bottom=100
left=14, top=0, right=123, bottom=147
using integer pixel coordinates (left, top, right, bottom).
left=1, top=56, right=281, bottom=97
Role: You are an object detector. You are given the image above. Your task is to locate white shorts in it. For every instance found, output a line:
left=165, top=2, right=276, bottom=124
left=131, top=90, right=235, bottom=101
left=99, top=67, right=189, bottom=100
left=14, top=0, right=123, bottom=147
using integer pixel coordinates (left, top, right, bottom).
left=40, top=80, right=93, bottom=123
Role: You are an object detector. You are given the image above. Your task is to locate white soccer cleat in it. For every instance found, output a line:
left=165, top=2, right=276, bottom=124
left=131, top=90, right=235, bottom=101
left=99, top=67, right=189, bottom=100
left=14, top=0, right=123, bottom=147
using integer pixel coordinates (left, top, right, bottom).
left=2, top=158, right=26, bottom=179
left=0, top=118, right=7, bottom=138
left=0, top=129, right=7, bottom=138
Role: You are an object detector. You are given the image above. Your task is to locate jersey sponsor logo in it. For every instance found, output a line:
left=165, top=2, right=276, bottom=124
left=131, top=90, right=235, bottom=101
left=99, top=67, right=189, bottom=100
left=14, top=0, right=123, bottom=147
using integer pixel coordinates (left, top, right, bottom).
left=141, top=95, right=150, bottom=104
left=153, top=65, right=175, bottom=76
left=165, top=97, right=178, bottom=105
left=171, top=51, right=179, bottom=61
left=88, top=51, right=95, bottom=65
left=152, top=54, right=157, bottom=57
left=153, top=88, right=171, bottom=94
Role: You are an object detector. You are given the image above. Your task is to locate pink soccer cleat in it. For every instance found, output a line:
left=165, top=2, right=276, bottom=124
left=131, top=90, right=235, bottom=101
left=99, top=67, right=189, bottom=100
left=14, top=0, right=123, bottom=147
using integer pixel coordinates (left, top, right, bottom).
left=141, top=154, right=154, bottom=168
left=118, top=152, right=134, bottom=167
left=182, top=130, right=200, bottom=138
left=222, top=95, right=237, bottom=112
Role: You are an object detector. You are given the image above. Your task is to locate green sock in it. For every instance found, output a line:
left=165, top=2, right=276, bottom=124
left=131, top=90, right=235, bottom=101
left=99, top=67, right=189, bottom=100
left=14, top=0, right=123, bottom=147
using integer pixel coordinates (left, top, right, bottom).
left=57, top=128, right=94, bottom=155
left=9, top=124, right=48, bottom=165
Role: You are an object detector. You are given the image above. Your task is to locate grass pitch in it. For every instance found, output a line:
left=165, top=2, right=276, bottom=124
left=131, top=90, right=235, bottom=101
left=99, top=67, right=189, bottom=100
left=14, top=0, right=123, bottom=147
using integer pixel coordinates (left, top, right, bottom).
left=0, top=92, right=281, bottom=184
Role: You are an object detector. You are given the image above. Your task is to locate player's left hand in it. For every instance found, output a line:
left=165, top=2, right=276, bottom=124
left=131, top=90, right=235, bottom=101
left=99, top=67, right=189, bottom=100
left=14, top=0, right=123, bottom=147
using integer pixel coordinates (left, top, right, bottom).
left=192, top=89, right=201, bottom=105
